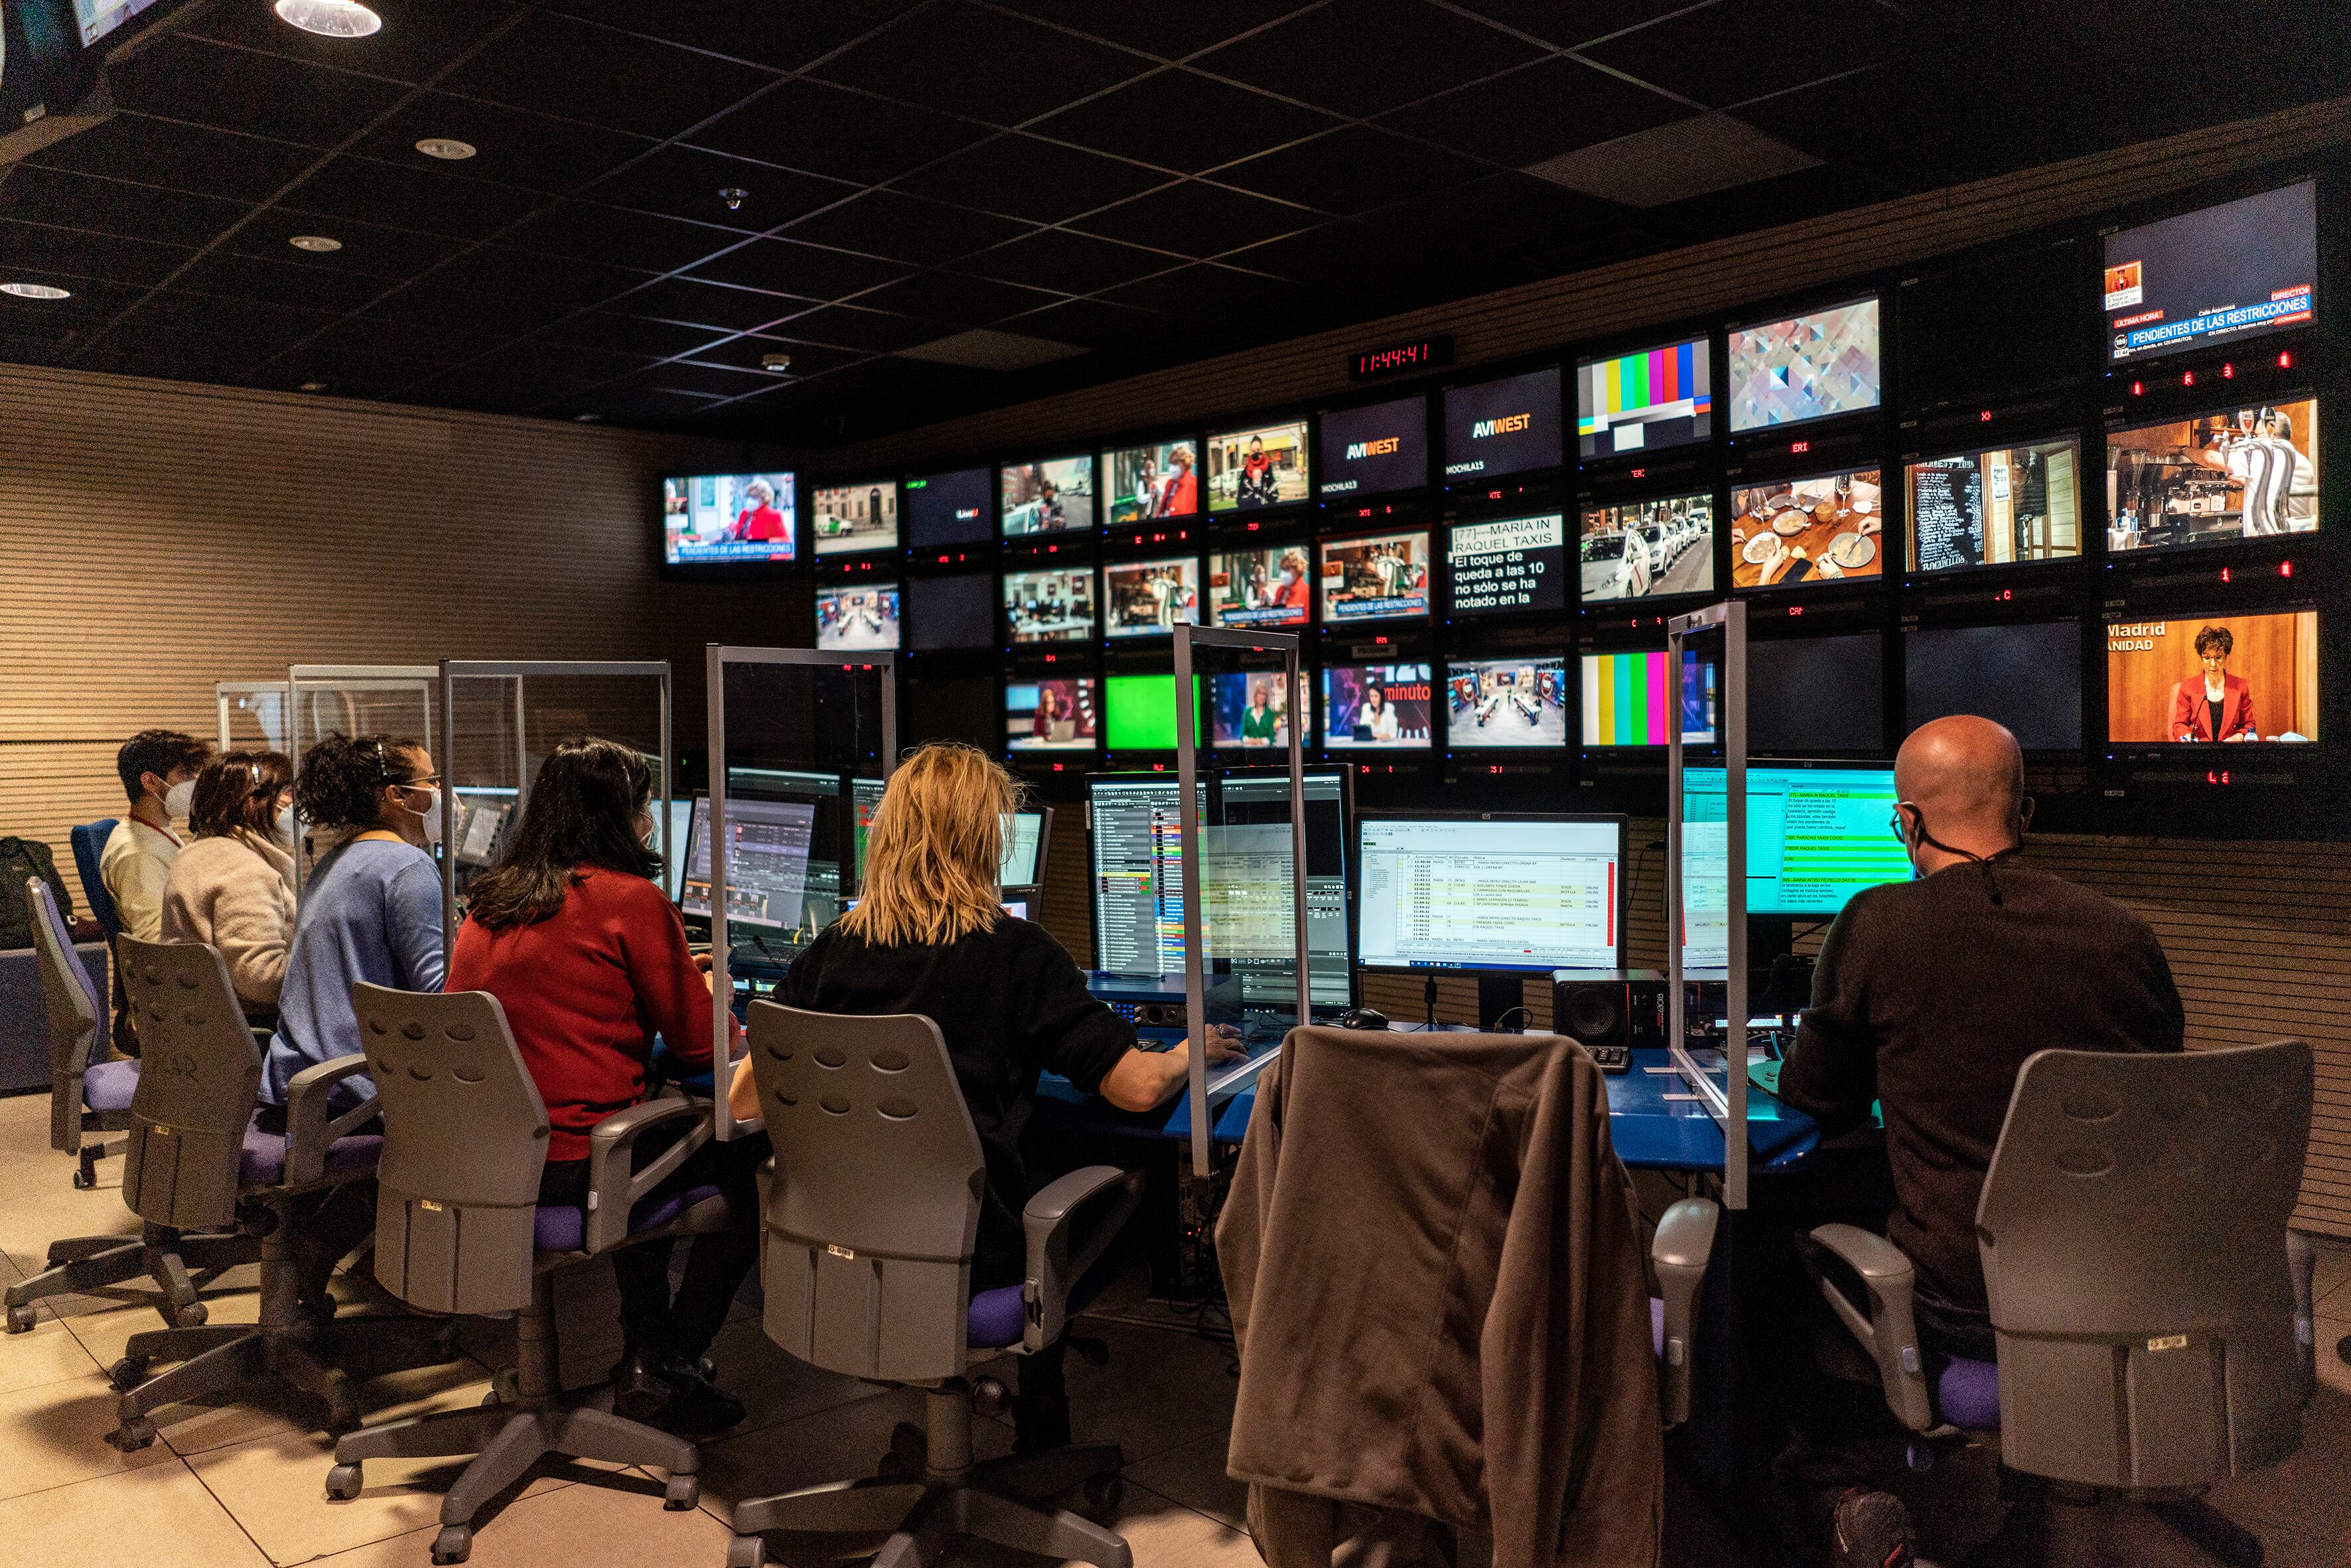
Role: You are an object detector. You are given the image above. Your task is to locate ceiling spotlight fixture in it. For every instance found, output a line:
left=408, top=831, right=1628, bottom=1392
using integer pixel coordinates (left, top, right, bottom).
left=718, top=186, right=748, bottom=212
left=0, top=281, right=71, bottom=300
left=299, top=382, right=328, bottom=392
left=274, top=0, right=382, bottom=38
left=760, top=352, right=792, bottom=372
left=289, top=235, right=342, bottom=253
left=415, top=137, right=476, bottom=161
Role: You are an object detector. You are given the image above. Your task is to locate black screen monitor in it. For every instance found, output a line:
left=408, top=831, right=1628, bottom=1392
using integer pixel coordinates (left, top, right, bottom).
left=1748, top=634, right=1885, bottom=754
left=904, top=466, right=993, bottom=546
left=1356, top=814, right=1624, bottom=973
left=1904, top=622, right=2083, bottom=752
left=907, top=573, right=996, bottom=650
left=2104, top=182, right=2316, bottom=364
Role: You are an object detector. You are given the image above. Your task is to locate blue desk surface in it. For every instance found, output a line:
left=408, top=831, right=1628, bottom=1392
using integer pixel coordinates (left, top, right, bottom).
left=1036, top=1039, right=1818, bottom=1175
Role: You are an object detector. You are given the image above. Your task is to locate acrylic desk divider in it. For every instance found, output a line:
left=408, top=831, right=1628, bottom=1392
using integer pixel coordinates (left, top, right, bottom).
left=705, top=646, right=896, bottom=1143
left=285, top=665, right=441, bottom=897
left=1174, top=624, right=1308, bottom=1181
left=216, top=679, right=289, bottom=754
left=1667, top=601, right=1749, bottom=1210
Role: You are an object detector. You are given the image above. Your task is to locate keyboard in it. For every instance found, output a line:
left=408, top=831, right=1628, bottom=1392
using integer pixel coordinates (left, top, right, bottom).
left=1579, top=1042, right=1632, bottom=1074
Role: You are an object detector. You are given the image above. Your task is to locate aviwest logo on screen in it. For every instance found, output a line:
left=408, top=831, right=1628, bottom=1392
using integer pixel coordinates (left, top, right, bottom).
left=1346, top=436, right=1403, bottom=459
left=1471, top=412, right=1533, bottom=439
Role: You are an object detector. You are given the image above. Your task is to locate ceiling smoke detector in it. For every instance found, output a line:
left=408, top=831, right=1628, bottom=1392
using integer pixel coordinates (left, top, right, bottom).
left=719, top=186, right=748, bottom=212
left=415, top=137, right=476, bottom=161
left=289, top=235, right=342, bottom=253
left=275, top=0, right=382, bottom=38
left=760, top=352, right=792, bottom=372
left=0, top=282, right=71, bottom=300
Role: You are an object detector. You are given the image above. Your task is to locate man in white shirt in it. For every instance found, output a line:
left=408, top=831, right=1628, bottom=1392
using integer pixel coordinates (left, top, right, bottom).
left=101, top=729, right=214, bottom=944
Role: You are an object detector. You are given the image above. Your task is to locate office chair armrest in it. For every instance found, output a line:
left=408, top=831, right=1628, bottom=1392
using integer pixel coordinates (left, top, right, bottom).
left=2289, top=1228, right=2318, bottom=1402
left=1021, top=1166, right=1143, bottom=1354
left=583, top=1098, right=711, bottom=1255
left=1651, top=1197, right=1719, bottom=1427
left=1804, top=1224, right=1936, bottom=1431
left=283, top=1054, right=378, bottom=1187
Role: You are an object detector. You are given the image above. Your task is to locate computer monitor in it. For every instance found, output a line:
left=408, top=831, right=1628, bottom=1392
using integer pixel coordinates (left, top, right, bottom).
left=1356, top=814, right=1625, bottom=974
left=685, top=770, right=849, bottom=944
left=451, top=786, right=517, bottom=870
left=1086, top=770, right=1354, bottom=1010
left=1001, top=808, right=1049, bottom=890
left=660, top=797, right=693, bottom=900
left=1679, top=762, right=1911, bottom=918
left=678, top=793, right=819, bottom=932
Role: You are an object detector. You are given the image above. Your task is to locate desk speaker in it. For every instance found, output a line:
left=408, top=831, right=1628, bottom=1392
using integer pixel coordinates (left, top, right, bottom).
left=1551, top=969, right=1668, bottom=1050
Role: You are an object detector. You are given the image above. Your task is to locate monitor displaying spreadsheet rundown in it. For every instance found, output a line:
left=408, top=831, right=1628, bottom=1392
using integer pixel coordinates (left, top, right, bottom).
left=1358, top=816, right=1623, bottom=973
left=1088, top=772, right=1353, bottom=1008
left=1680, top=764, right=1911, bottom=918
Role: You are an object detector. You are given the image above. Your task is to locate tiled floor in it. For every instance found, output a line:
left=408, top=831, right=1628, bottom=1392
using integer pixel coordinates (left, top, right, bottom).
left=0, top=1089, right=2344, bottom=1568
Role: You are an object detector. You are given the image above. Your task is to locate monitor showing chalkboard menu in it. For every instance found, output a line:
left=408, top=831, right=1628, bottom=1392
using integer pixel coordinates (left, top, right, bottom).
left=1906, top=437, right=2082, bottom=575
left=1447, top=514, right=1565, bottom=616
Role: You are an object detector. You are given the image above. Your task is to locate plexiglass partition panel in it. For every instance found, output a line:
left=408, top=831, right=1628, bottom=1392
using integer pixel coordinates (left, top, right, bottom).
left=706, top=648, right=896, bottom=1141
left=436, top=662, right=672, bottom=955
left=1175, top=626, right=1307, bottom=1178
left=286, top=666, right=440, bottom=891
left=1668, top=603, right=1748, bottom=1208
left=216, top=681, right=289, bottom=754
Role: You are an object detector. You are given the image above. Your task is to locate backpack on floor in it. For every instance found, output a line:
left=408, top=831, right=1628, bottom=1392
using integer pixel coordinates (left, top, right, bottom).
left=0, top=836, right=74, bottom=950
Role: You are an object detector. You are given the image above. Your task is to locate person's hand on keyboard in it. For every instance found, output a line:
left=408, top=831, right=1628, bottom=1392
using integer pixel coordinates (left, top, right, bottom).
left=1204, top=1025, right=1247, bottom=1065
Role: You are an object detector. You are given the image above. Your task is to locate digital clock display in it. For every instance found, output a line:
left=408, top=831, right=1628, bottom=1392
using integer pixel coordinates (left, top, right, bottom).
left=1350, top=335, right=1452, bottom=382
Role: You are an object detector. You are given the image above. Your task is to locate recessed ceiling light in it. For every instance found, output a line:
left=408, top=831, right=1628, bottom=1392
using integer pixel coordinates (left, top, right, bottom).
left=299, top=382, right=328, bottom=392
left=0, top=282, right=71, bottom=300
left=573, top=413, right=600, bottom=423
left=760, top=352, right=792, bottom=372
left=289, top=235, right=342, bottom=253
left=415, top=137, right=476, bottom=161
left=718, top=186, right=748, bottom=211
left=274, top=0, right=382, bottom=38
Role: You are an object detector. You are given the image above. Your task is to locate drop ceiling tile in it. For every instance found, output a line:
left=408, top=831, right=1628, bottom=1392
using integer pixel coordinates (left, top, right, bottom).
left=1031, top=70, right=1340, bottom=175
left=780, top=190, right=1038, bottom=267
left=351, top=96, right=653, bottom=196
left=280, top=155, right=548, bottom=241
left=993, top=0, right=1318, bottom=58
left=28, top=115, right=315, bottom=204
left=956, top=227, right=1181, bottom=293
left=0, top=220, right=195, bottom=289
left=1579, top=0, right=1901, bottom=111
left=606, top=360, right=778, bottom=399
left=356, top=284, right=576, bottom=336
left=504, top=200, right=743, bottom=274
left=686, top=335, right=866, bottom=376
left=184, top=0, right=525, bottom=86
left=172, top=249, right=394, bottom=314
left=810, top=2, right=1149, bottom=121
left=442, top=12, right=780, bottom=139
left=1192, top=0, right=1545, bottom=119
left=991, top=295, right=1173, bottom=350
left=527, top=0, right=927, bottom=70
left=427, top=245, right=651, bottom=305
left=1098, top=263, right=1344, bottom=334
left=0, top=164, right=250, bottom=248
left=106, top=35, right=408, bottom=149
left=852, top=270, right=1065, bottom=327
left=1069, top=179, right=1318, bottom=257
left=588, top=143, right=857, bottom=230
left=692, top=79, right=990, bottom=184
left=1445, top=0, right=1693, bottom=49
left=0, top=276, right=146, bottom=333
left=1376, top=56, right=1692, bottom=165
left=130, top=288, right=341, bottom=353
left=610, top=275, right=806, bottom=332
left=888, top=133, right=1165, bottom=224
left=226, top=212, right=471, bottom=276
left=1218, top=125, right=1492, bottom=216
left=539, top=311, right=736, bottom=358
left=762, top=304, right=943, bottom=352
left=680, top=238, right=906, bottom=301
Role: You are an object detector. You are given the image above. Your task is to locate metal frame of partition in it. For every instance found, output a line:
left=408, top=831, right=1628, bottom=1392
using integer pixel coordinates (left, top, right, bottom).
left=214, top=679, right=290, bottom=753
left=435, top=660, right=673, bottom=953
left=1666, top=600, right=1749, bottom=1210
left=1173, top=624, right=1309, bottom=1180
left=707, top=645, right=897, bottom=1142
left=285, top=665, right=442, bottom=896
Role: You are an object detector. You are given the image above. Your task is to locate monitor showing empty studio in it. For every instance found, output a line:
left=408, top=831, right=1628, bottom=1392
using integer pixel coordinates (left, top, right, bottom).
left=1357, top=816, right=1622, bottom=973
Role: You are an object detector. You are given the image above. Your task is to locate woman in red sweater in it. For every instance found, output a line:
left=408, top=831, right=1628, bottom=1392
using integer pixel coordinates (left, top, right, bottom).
left=449, top=739, right=762, bottom=1436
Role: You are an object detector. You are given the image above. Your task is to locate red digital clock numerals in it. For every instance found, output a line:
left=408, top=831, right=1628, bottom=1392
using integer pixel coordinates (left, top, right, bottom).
left=1349, top=335, right=1451, bottom=382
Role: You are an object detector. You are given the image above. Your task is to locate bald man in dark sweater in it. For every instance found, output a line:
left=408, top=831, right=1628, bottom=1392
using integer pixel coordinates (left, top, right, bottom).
left=1779, top=716, right=2186, bottom=1358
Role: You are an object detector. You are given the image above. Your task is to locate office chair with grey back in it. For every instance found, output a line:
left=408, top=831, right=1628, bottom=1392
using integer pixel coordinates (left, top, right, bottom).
left=7, top=880, right=256, bottom=1335
left=725, top=1003, right=1143, bottom=1568
left=324, top=984, right=729, bottom=1566
left=105, top=936, right=457, bottom=1451
left=1806, top=1040, right=2318, bottom=1568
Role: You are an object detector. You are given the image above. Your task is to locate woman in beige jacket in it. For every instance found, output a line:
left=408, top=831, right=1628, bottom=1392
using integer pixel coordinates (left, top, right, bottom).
left=162, top=749, right=298, bottom=1024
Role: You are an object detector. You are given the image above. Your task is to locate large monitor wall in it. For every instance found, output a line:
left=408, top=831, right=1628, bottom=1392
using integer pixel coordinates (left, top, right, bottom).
left=780, top=167, right=2343, bottom=835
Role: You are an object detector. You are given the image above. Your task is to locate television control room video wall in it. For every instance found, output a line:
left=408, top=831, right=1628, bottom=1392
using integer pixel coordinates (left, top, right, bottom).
left=661, top=169, right=2344, bottom=838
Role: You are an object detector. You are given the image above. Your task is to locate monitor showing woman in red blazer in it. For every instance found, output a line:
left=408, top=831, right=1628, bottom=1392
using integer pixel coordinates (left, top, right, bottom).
left=2169, top=624, right=2257, bottom=741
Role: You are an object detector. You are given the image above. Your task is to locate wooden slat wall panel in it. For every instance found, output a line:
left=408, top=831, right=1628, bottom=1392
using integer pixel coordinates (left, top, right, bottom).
left=0, top=363, right=808, bottom=877
left=833, top=97, right=2351, bottom=472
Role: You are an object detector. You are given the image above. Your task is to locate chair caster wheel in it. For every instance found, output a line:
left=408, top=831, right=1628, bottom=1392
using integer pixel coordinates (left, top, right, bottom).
left=429, top=1524, right=471, bottom=1564
left=5, top=1305, right=35, bottom=1334
left=109, top=1356, right=150, bottom=1393
left=726, top=1534, right=767, bottom=1568
left=175, top=1301, right=208, bottom=1329
left=876, top=1452, right=910, bottom=1480
left=111, top=1417, right=157, bottom=1452
left=72, top=1167, right=96, bottom=1190
left=664, top=1473, right=699, bottom=1511
left=325, top=1463, right=364, bottom=1502
left=972, top=1376, right=1007, bottom=1417
left=1082, top=1474, right=1124, bottom=1514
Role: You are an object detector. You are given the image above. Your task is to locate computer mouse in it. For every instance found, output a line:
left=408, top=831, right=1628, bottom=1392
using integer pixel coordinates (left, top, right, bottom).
left=1336, top=1007, right=1389, bottom=1032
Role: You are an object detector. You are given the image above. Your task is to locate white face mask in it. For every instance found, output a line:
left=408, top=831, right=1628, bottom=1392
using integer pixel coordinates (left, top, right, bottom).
left=276, top=803, right=299, bottom=845
left=163, top=778, right=196, bottom=819
left=397, top=784, right=443, bottom=847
